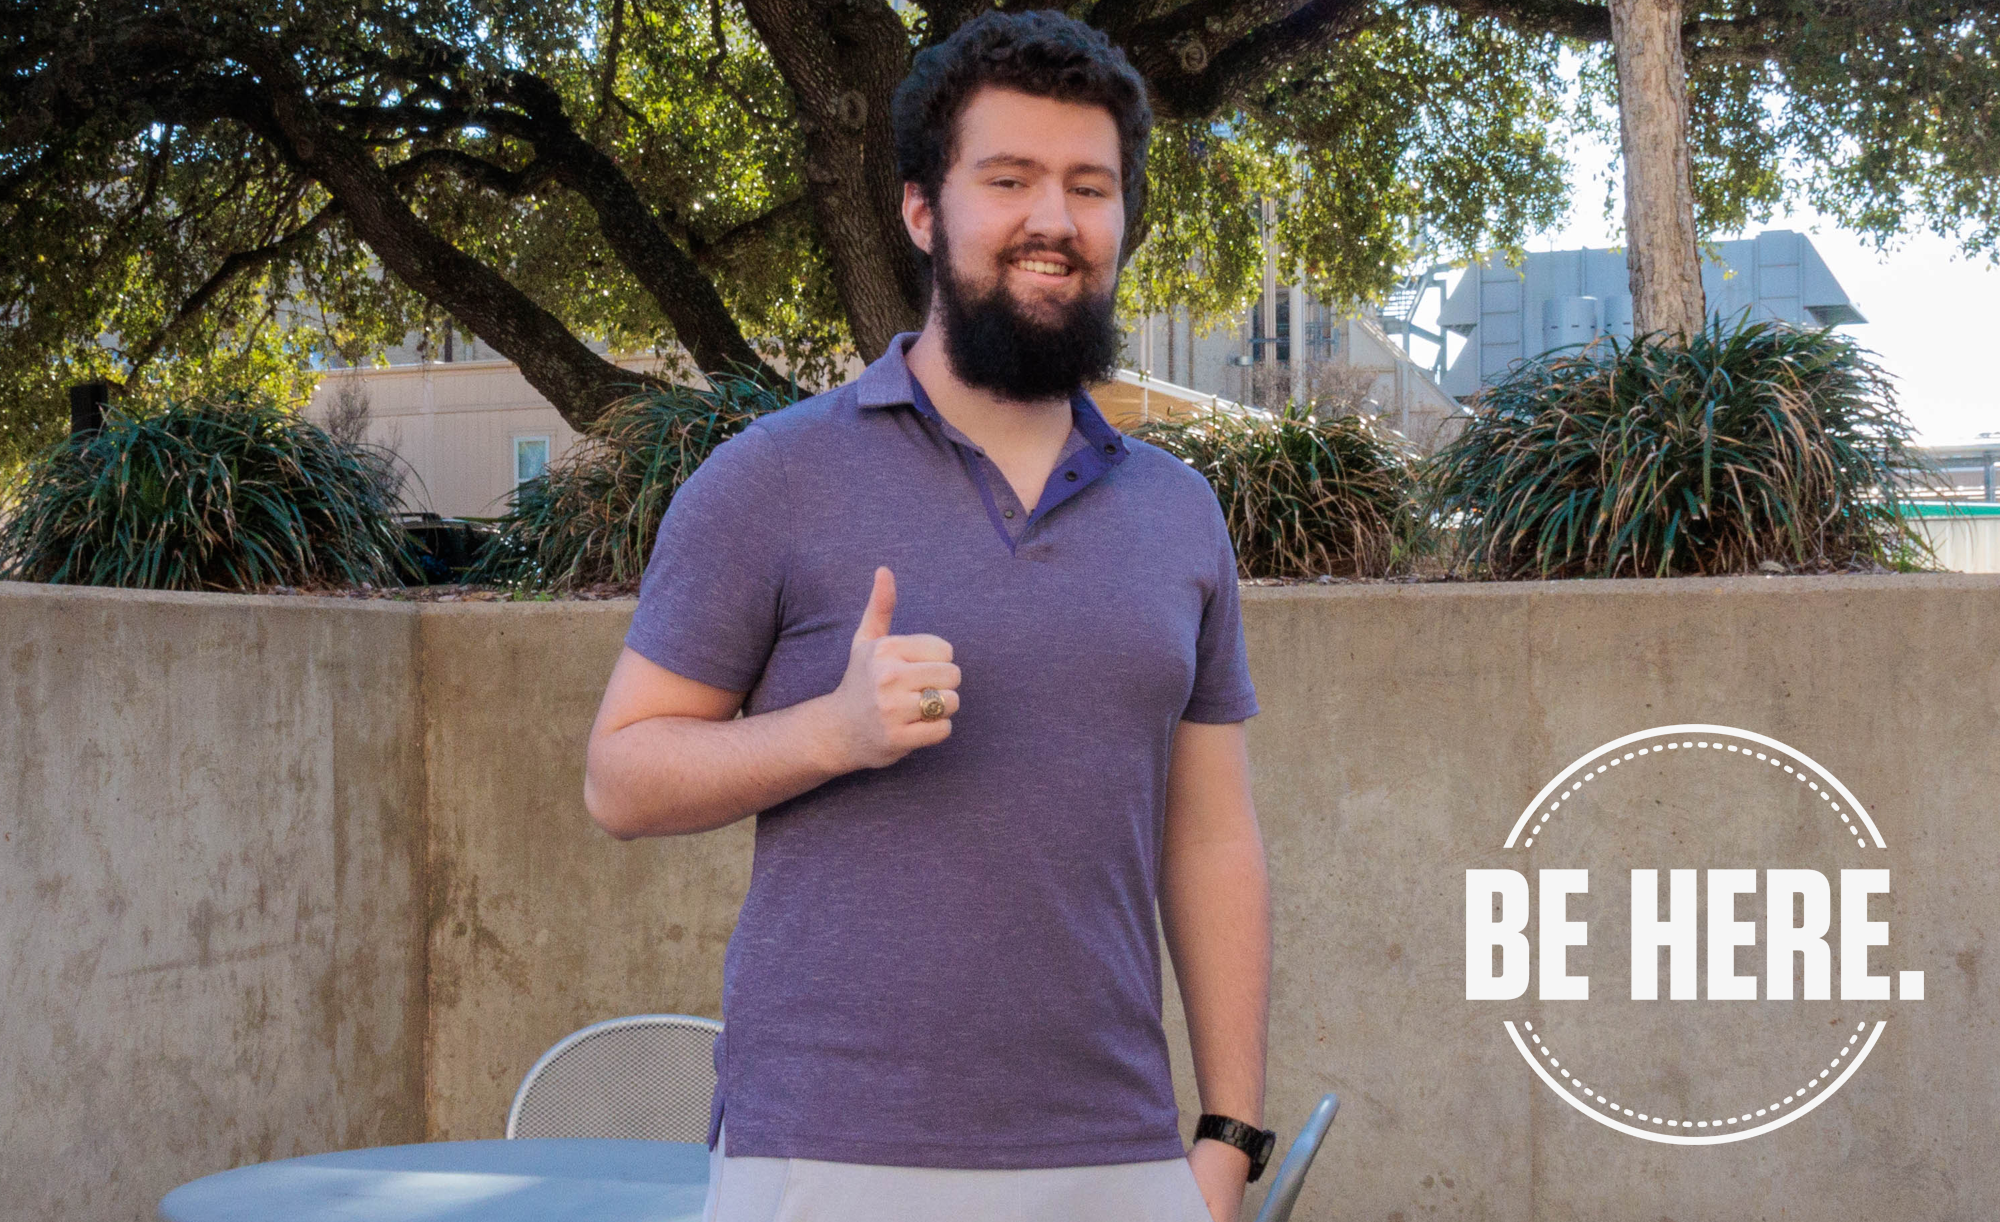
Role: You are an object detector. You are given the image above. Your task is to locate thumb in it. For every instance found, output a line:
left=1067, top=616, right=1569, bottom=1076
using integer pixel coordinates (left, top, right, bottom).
left=853, top=566, right=896, bottom=643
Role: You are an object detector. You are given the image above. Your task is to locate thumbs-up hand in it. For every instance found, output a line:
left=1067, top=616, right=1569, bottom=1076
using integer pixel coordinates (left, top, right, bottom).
left=827, top=566, right=960, bottom=770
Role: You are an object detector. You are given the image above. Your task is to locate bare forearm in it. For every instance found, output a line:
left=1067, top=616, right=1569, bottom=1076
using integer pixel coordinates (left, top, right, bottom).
left=587, top=569, right=958, bottom=839
left=1162, top=836, right=1272, bottom=1125
left=586, top=694, right=848, bottom=838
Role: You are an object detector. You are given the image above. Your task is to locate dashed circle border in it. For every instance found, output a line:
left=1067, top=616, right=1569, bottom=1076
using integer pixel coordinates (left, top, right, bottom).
left=1501, top=723, right=1890, bottom=1146
left=1507, top=1018, right=1888, bottom=1145
left=1521, top=740, right=1875, bottom=850
left=1518, top=1018, right=1876, bottom=1130
left=1504, top=724, right=1885, bottom=850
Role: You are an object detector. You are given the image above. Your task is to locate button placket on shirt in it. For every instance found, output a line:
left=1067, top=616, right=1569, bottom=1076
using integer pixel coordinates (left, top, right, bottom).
left=928, top=416, right=1028, bottom=547
left=972, top=432, right=1094, bottom=544
left=903, top=376, right=1126, bottom=555
left=970, top=448, right=1028, bottom=538
left=918, top=410, right=1087, bottom=550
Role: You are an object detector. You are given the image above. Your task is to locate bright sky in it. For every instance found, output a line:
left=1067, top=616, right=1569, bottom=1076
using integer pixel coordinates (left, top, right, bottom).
left=1528, top=126, right=2000, bottom=445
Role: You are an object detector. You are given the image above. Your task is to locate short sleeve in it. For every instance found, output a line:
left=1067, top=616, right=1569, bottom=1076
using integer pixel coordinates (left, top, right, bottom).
left=1180, top=499, right=1260, bottom=724
left=624, top=423, right=789, bottom=692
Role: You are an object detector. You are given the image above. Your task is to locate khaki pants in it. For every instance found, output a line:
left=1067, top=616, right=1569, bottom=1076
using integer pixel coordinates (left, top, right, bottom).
left=702, top=1123, right=1215, bottom=1222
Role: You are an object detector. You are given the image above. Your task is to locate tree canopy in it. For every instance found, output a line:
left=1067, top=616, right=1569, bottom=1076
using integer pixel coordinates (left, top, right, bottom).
left=3, top=0, right=1995, bottom=460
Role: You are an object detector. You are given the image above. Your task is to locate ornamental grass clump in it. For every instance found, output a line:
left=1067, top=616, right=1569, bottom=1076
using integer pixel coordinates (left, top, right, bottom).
left=1133, top=402, right=1423, bottom=579
left=0, top=397, right=410, bottom=590
left=470, top=375, right=791, bottom=590
left=1426, top=318, right=1938, bottom=579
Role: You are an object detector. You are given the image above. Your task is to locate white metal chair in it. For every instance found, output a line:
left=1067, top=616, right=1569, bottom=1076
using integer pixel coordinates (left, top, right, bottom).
left=506, top=1014, right=722, bottom=1141
left=1253, top=1092, right=1340, bottom=1222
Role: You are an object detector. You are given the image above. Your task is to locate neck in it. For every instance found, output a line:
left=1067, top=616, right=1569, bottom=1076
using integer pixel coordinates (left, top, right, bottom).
left=904, top=318, right=1073, bottom=454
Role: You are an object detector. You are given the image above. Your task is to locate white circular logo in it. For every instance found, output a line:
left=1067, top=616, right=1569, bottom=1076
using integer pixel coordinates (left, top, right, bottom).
left=1466, top=724, right=1921, bottom=1145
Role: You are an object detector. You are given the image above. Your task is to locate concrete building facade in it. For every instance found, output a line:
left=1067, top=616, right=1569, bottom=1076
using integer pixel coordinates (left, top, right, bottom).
left=1439, top=229, right=1868, bottom=398
left=1118, top=199, right=1468, bottom=452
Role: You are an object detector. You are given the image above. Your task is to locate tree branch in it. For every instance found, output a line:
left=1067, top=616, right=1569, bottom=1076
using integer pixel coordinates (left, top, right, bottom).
left=736, top=0, right=926, bottom=355
left=1425, top=0, right=1613, bottom=44
left=704, top=0, right=786, bottom=124
left=498, top=71, right=787, bottom=386
left=394, top=146, right=560, bottom=197
left=122, top=137, right=543, bottom=386
left=595, top=0, right=628, bottom=142
left=121, top=200, right=343, bottom=383
left=1689, top=42, right=1785, bottom=67
left=231, top=36, right=668, bottom=429
left=689, top=194, right=811, bottom=268
left=1121, top=0, right=1375, bottom=119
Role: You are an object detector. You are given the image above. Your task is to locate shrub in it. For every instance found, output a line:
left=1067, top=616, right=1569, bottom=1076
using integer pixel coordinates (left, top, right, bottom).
left=1132, top=402, right=1424, bottom=579
left=469, top=375, right=791, bottom=590
left=0, top=396, right=410, bottom=590
left=1426, top=319, right=1939, bottom=579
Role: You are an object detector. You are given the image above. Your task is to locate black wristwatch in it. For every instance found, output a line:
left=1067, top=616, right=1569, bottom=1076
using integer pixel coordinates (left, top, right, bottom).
left=1195, top=1112, right=1279, bottom=1182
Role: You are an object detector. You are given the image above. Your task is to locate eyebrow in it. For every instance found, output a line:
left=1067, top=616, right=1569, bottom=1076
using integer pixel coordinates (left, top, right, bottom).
left=972, top=153, right=1120, bottom=179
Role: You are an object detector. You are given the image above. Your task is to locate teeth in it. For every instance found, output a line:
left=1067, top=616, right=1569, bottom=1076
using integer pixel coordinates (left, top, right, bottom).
left=1015, top=259, right=1071, bottom=276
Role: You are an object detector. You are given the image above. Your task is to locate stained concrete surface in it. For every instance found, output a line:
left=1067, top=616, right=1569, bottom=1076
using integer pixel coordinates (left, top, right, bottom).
left=0, top=585, right=426, bottom=1222
left=417, top=602, right=751, bottom=1141
left=1210, top=575, right=2000, bottom=1220
left=6, top=575, right=1998, bottom=1220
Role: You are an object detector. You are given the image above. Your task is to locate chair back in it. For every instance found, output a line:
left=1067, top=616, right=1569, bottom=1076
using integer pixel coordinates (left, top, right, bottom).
left=506, top=1014, right=722, bottom=1141
left=1253, top=1092, right=1341, bottom=1222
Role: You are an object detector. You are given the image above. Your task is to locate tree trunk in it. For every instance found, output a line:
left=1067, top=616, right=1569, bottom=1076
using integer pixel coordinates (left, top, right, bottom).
left=739, top=0, right=926, bottom=360
left=1610, top=0, right=1707, bottom=339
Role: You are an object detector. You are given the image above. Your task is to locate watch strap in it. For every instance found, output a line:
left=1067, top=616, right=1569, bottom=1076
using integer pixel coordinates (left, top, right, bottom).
left=1194, top=1112, right=1278, bottom=1183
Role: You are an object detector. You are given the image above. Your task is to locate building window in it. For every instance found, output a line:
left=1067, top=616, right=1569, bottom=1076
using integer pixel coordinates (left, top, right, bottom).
left=514, top=436, right=551, bottom=485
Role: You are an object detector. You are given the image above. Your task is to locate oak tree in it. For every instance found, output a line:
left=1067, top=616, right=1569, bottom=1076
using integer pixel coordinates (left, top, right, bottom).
left=3, top=0, right=1995, bottom=460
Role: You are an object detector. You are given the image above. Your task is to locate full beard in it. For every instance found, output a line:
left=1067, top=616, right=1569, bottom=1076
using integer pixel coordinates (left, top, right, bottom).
left=930, top=217, right=1120, bottom=402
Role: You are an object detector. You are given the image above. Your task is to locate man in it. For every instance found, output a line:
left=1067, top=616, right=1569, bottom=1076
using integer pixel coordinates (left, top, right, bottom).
left=584, top=11, right=1272, bottom=1221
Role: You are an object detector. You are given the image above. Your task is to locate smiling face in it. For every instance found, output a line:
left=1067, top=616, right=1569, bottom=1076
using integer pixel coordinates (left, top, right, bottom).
left=902, top=86, right=1128, bottom=399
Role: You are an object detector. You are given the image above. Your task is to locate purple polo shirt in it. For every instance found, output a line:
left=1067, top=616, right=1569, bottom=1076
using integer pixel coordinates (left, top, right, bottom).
left=624, top=333, right=1259, bottom=1169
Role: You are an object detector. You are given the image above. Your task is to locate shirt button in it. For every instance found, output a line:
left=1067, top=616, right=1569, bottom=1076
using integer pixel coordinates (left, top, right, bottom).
left=1065, top=470, right=1078, bottom=481
left=1103, top=443, right=1116, bottom=453
left=1003, top=509, right=1015, bottom=518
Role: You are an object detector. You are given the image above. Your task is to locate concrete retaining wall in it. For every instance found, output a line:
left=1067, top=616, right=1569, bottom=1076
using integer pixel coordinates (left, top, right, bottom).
left=1223, top=574, right=2000, bottom=1220
left=417, top=603, right=751, bottom=1141
left=0, top=587, right=427, bottom=1222
left=5, top=575, right=1998, bottom=1220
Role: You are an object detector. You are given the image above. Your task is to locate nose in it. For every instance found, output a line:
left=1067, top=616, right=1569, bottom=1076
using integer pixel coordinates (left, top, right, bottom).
left=1022, top=177, right=1079, bottom=245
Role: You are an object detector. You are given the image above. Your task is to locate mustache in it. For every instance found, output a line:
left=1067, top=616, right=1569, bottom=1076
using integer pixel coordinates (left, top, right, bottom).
left=997, top=240, right=1092, bottom=271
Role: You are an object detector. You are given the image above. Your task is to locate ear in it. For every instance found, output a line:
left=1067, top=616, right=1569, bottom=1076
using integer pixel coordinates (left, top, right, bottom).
left=901, top=181, right=935, bottom=256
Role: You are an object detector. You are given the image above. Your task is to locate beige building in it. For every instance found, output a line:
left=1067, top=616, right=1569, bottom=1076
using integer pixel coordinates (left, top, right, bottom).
left=306, top=348, right=1235, bottom=520
left=309, top=356, right=629, bottom=519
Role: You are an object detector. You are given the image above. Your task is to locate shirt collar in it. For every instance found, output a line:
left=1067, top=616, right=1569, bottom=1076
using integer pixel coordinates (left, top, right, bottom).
left=855, top=331, right=1130, bottom=466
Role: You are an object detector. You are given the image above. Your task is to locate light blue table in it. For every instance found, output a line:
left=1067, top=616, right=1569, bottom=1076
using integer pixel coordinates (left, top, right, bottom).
left=159, top=1138, right=710, bottom=1222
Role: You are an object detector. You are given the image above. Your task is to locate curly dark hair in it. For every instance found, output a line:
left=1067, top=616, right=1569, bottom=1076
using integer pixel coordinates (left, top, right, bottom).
left=892, top=11, right=1153, bottom=226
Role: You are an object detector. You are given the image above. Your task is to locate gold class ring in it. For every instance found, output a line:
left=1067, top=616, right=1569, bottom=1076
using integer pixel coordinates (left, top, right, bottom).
left=918, top=688, right=947, bottom=721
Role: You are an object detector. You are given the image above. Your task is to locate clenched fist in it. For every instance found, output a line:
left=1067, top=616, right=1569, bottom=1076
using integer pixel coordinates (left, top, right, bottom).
left=824, top=566, right=961, bottom=770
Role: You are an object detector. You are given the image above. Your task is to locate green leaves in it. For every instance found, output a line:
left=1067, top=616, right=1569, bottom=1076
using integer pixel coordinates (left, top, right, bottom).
left=1119, top=119, right=1275, bottom=327
left=467, top=373, right=791, bottom=590
left=0, top=397, right=412, bottom=590
left=1566, top=0, right=2000, bottom=256
left=1134, top=404, right=1426, bottom=580
left=1426, top=317, right=1941, bottom=579
left=1779, top=0, right=2000, bottom=256
left=1121, top=9, right=1572, bottom=328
